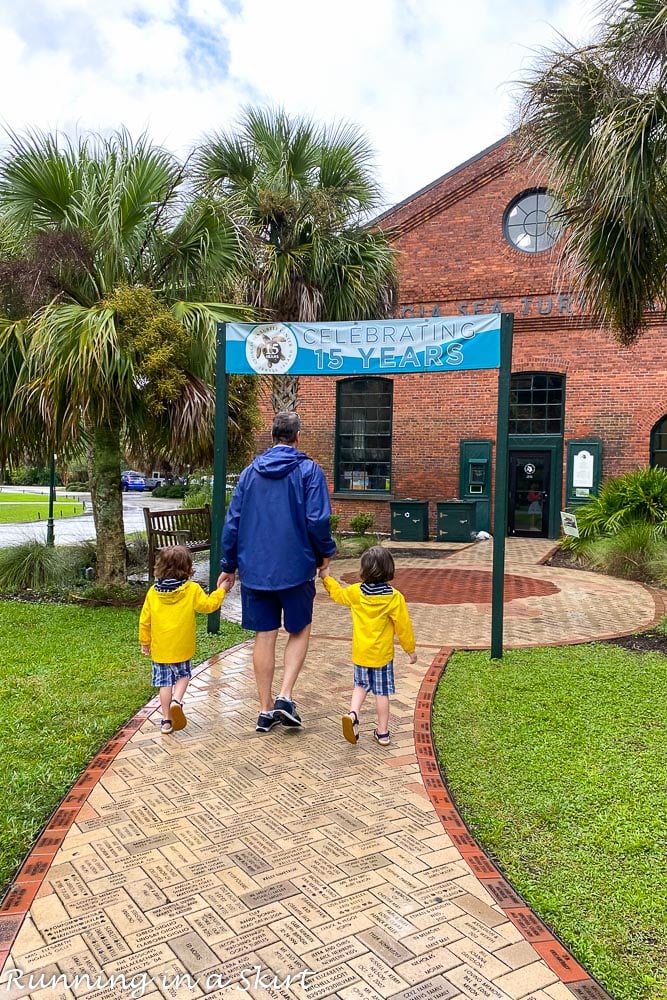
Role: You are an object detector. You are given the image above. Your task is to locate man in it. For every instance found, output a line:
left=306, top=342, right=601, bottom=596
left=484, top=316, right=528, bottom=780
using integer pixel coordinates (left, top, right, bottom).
left=217, top=411, right=336, bottom=733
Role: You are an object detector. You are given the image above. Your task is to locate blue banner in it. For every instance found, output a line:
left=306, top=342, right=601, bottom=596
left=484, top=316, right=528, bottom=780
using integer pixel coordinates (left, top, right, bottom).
left=225, top=315, right=502, bottom=375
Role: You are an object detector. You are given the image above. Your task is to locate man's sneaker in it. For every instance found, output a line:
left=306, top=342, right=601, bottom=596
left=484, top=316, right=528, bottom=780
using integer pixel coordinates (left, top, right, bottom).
left=273, top=697, right=302, bottom=728
left=256, top=711, right=280, bottom=733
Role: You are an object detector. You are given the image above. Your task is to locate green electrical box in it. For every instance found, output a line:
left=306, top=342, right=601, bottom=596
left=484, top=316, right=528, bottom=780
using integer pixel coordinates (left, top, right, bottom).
left=459, top=439, right=491, bottom=532
left=437, top=501, right=477, bottom=542
left=390, top=500, right=429, bottom=541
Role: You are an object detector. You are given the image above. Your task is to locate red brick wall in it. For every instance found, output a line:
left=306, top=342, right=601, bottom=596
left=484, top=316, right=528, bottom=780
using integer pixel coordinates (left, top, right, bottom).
left=252, top=137, right=667, bottom=535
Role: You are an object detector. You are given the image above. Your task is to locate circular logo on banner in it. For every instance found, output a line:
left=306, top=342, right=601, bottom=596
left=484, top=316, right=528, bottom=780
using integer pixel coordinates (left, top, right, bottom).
left=524, top=462, right=536, bottom=477
left=245, top=323, right=298, bottom=374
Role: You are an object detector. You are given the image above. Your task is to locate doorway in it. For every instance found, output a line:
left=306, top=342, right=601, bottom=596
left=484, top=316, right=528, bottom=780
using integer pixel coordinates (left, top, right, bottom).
left=508, top=451, right=551, bottom=537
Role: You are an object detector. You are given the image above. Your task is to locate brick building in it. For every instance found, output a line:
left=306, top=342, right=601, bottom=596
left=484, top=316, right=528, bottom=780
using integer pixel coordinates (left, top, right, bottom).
left=256, top=135, right=667, bottom=540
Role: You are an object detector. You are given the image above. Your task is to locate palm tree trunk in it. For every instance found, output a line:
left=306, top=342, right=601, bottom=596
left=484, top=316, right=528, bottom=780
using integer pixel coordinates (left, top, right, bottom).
left=270, top=374, right=300, bottom=412
left=89, top=418, right=126, bottom=585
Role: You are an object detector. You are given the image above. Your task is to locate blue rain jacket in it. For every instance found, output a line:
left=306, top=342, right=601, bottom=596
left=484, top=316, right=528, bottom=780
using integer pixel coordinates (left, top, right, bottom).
left=220, top=446, right=336, bottom=590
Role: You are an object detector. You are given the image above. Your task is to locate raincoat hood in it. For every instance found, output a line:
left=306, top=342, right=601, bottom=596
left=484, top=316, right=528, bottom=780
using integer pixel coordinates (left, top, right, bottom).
left=252, top=446, right=308, bottom=479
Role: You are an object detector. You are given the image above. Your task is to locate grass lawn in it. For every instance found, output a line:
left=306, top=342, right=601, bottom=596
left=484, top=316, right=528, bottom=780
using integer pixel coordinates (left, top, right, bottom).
left=0, top=495, right=85, bottom=523
left=0, top=600, right=249, bottom=894
left=432, top=643, right=667, bottom=1000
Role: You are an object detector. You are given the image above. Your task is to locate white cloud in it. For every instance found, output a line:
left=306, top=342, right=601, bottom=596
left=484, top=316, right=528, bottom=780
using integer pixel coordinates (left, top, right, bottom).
left=0, top=0, right=600, bottom=206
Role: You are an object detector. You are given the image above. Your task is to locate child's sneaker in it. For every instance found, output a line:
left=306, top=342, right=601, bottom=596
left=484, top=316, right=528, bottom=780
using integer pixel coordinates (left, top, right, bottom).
left=342, top=711, right=359, bottom=744
left=170, top=700, right=187, bottom=731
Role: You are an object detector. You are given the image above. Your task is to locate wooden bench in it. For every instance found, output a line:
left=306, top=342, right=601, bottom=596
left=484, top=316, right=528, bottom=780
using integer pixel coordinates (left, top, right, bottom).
left=143, top=505, right=212, bottom=578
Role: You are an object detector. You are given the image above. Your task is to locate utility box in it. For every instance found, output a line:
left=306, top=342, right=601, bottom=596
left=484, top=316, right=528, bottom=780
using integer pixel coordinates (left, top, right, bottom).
left=390, top=500, right=429, bottom=542
left=436, top=501, right=477, bottom=542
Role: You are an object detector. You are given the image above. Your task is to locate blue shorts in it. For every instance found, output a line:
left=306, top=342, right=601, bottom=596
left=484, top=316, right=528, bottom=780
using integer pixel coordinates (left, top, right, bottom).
left=241, top=580, right=316, bottom=634
left=353, top=660, right=395, bottom=696
left=151, top=660, right=192, bottom=688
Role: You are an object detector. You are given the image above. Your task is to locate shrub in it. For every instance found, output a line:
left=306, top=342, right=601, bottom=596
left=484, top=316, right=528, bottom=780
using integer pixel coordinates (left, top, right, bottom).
left=585, top=522, right=667, bottom=583
left=0, top=541, right=65, bottom=590
left=65, top=482, right=89, bottom=491
left=10, top=465, right=60, bottom=487
left=126, top=535, right=149, bottom=571
left=329, top=513, right=341, bottom=534
left=350, top=513, right=375, bottom=536
left=151, top=484, right=186, bottom=499
left=564, top=466, right=667, bottom=554
left=184, top=484, right=213, bottom=509
left=58, top=541, right=97, bottom=582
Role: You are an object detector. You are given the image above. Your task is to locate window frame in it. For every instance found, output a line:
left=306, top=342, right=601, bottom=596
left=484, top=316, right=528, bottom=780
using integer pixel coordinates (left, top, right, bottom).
left=334, top=376, right=393, bottom=495
left=650, top=415, right=667, bottom=468
left=509, top=372, right=565, bottom=436
left=503, top=188, right=561, bottom=254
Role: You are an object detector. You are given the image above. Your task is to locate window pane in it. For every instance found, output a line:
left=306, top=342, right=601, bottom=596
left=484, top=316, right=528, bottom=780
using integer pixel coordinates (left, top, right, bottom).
left=336, top=378, right=392, bottom=492
left=509, top=372, right=564, bottom=435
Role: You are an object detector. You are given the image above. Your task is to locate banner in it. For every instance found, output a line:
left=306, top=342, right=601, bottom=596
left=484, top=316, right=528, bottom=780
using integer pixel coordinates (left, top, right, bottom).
left=225, top=315, right=502, bottom=376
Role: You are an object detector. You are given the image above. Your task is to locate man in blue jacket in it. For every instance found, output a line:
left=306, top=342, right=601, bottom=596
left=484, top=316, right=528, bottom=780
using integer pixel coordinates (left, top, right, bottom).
left=218, top=411, right=336, bottom=733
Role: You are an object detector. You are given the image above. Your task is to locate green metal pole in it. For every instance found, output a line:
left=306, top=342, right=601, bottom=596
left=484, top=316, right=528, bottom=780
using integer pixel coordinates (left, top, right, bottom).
left=46, top=452, right=57, bottom=547
left=490, top=313, right=514, bottom=659
left=208, top=322, right=228, bottom=634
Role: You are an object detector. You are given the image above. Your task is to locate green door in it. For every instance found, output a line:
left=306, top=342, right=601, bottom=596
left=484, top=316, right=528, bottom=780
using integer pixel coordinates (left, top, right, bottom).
left=508, top=451, right=551, bottom=537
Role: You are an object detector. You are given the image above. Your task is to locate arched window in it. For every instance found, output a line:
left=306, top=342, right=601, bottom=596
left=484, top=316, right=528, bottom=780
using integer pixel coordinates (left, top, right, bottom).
left=335, top=378, right=392, bottom=493
left=509, top=373, right=565, bottom=435
left=651, top=416, right=667, bottom=469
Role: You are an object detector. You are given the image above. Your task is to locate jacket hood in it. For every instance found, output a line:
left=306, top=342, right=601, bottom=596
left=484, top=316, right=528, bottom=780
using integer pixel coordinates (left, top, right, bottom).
left=252, top=446, right=308, bottom=479
left=152, top=580, right=190, bottom=603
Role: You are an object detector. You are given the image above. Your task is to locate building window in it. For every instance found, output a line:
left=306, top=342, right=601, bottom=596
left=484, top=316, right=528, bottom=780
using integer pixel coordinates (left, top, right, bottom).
left=335, top=378, right=392, bottom=492
left=651, top=416, right=667, bottom=469
left=510, top=373, right=564, bottom=435
left=503, top=189, right=561, bottom=253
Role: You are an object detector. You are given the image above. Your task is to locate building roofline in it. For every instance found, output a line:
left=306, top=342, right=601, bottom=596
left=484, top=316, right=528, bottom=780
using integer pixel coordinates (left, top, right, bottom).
left=374, top=133, right=513, bottom=227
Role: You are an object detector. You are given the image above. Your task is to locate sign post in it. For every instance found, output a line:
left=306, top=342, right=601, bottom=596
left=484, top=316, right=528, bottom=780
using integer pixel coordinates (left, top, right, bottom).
left=210, top=314, right=513, bottom=655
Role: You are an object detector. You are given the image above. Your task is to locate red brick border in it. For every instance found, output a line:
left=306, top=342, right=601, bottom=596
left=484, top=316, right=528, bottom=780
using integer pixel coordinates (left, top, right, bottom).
left=415, top=648, right=613, bottom=999
left=0, top=640, right=254, bottom=974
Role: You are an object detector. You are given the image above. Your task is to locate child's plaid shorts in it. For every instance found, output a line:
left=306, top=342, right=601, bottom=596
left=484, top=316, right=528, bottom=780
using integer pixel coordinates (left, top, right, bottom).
left=151, top=660, right=192, bottom=688
left=353, top=660, right=395, bottom=696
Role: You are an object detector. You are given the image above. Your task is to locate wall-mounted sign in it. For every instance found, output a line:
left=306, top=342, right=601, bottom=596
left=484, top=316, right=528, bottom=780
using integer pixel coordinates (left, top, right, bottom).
left=572, top=450, right=594, bottom=488
left=225, top=315, right=503, bottom=376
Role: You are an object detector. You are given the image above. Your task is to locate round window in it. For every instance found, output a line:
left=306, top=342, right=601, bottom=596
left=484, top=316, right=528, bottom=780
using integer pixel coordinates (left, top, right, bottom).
left=503, top=189, right=561, bottom=253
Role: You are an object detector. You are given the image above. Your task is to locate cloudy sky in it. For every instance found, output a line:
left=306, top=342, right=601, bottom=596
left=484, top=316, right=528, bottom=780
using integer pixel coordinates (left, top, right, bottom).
left=0, top=0, right=598, bottom=208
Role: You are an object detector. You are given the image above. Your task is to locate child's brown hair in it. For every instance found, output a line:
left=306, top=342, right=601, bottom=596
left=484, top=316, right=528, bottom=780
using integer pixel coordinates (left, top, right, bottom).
left=154, top=545, right=193, bottom=580
left=360, top=546, right=395, bottom=584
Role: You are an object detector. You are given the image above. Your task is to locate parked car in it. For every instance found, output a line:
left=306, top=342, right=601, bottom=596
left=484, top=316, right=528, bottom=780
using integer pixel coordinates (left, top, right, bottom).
left=121, top=470, right=145, bottom=492
left=144, top=471, right=166, bottom=490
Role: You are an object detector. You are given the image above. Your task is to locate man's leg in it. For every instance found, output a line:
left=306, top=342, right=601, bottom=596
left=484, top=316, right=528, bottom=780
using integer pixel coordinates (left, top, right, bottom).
left=253, top=629, right=279, bottom=712
left=278, top=624, right=312, bottom=701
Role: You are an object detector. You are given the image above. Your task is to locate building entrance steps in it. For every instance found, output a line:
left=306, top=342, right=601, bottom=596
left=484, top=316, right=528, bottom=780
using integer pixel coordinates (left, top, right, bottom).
left=2, top=538, right=657, bottom=998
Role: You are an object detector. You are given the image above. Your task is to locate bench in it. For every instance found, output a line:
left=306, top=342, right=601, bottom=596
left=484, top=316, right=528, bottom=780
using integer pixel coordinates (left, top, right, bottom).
left=143, top=505, right=212, bottom=578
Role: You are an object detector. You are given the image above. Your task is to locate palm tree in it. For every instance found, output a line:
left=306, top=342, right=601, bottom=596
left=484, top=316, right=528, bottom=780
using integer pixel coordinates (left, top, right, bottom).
left=517, top=0, right=667, bottom=346
left=0, top=130, right=249, bottom=583
left=194, top=107, right=398, bottom=411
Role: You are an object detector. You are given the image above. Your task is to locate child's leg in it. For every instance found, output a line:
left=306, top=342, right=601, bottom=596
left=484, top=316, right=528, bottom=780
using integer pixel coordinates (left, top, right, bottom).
left=350, top=685, right=368, bottom=717
left=173, top=676, right=189, bottom=703
left=159, top=686, right=172, bottom=721
left=375, top=694, right=390, bottom=735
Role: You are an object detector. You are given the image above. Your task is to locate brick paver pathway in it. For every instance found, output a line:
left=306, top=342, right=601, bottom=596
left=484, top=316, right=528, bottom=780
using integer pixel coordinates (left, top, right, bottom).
left=1, top=539, right=660, bottom=999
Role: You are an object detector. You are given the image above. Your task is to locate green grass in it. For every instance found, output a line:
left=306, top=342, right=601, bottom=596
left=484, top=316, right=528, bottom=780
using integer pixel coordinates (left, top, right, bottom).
left=0, top=499, right=85, bottom=523
left=432, top=644, right=667, bottom=1000
left=0, top=600, right=249, bottom=893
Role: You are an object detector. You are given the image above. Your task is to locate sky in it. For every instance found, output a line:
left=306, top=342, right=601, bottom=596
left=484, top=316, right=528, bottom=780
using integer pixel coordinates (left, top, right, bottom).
left=0, top=0, right=598, bottom=209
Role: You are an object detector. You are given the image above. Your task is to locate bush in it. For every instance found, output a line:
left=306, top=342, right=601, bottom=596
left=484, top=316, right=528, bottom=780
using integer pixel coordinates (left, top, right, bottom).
left=151, top=484, right=186, bottom=499
left=329, top=513, right=341, bottom=534
left=565, top=466, right=667, bottom=554
left=586, top=522, right=667, bottom=583
left=65, top=482, right=89, bottom=491
left=10, top=465, right=60, bottom=487
left=349, top=512, right=375, bottom=536
left=184, top=484, right=213, bottom=509
left=126, top=535, right=149, bottom=571
left=0, top=541, right=66, bottom=590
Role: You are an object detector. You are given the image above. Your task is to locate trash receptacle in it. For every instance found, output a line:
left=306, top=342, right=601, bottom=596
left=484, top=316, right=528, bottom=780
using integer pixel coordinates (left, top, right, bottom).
left=436, top=501, right=477, bottom=542
left=390, top=500, right=429, bottom=541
